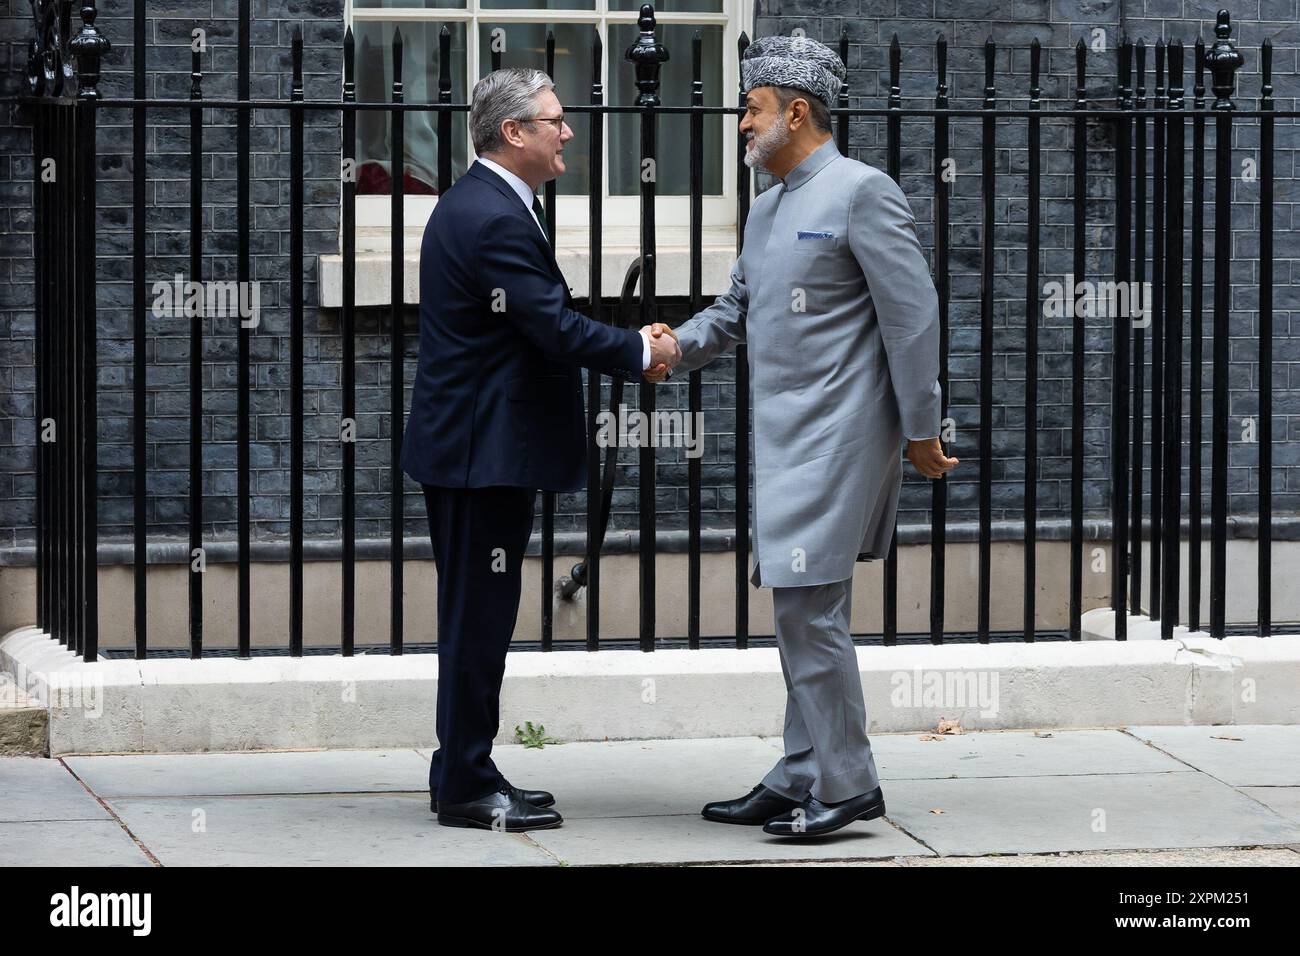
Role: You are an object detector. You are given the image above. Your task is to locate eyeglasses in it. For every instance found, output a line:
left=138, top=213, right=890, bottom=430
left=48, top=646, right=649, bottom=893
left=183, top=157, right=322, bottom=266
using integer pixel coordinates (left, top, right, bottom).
left=521, top=113, right=566, bottom=131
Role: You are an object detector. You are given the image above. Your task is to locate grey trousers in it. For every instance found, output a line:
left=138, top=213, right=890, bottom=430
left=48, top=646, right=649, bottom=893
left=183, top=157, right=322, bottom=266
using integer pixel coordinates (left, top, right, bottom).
left=759, top=577, right=881, bottom=804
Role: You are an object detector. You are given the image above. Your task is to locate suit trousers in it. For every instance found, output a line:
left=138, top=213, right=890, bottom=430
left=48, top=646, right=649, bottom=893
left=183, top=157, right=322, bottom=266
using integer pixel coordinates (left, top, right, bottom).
left=422, top=484, right=537, bottom=804
left=759, top=578, right=881, bottom=803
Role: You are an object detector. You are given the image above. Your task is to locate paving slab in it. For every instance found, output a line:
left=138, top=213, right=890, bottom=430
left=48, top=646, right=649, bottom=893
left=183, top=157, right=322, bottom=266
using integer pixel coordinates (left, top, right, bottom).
left=9, top=730, right=1300, bottom=867
left=1239, top=787, right=1300, bottom=827
left=1124, top=725, right=1300, bottom=786
left=423, top=737, right=789, bottom=819
left=525, top=812, right=931, bottom=865
left=901, top=848, right=1300, bottom=866
left=884, top=771, right=1300, bottom=857
left=0, top=821, right=153, bottom=866
left=102, top=793, right=555, bottom=867
left=736, top=848, right=1300, bottom=867
left=0, top=756, right=111, bottom=822
left=765, top=729, right=1193, bottom=780
left=64, top=749, right=430, bottom=798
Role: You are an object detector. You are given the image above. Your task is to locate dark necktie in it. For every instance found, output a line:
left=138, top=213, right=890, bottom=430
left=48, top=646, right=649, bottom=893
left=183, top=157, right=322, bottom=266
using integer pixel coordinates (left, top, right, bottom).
left=531, top=195, right=550, bottom=245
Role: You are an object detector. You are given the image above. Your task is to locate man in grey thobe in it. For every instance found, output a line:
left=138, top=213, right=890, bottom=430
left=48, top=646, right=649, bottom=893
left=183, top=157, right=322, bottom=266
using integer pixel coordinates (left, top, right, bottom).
left=648, top=35, right=958, bottom=837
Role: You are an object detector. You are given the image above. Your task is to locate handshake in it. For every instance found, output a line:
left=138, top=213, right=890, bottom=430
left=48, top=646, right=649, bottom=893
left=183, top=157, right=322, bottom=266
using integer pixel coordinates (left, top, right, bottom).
left=639, top=323, right=680, bottom=383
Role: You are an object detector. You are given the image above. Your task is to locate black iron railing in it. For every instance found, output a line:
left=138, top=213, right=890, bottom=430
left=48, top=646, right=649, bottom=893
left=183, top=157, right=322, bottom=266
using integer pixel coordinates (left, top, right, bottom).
left=19, top=1, right=1291, bottom=661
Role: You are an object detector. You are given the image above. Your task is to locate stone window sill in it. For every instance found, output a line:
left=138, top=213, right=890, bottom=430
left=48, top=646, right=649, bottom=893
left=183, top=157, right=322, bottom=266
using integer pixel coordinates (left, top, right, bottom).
left=318, top=225, right=741, bottom=308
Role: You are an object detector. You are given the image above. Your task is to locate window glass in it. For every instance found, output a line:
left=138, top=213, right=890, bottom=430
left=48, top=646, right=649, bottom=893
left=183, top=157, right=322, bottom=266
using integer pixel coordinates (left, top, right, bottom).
left=477, top=23, right=594, bottom=195
left=608, top=23, right=725, bottom=196
left=354, top=19, right=470, bottom=195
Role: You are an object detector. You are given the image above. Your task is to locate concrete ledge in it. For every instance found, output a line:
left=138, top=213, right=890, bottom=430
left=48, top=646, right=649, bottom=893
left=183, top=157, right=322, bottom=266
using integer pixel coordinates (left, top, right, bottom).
left=1081, top=607, right=1300, bottom=725
left=5, top=624, right=1299, bottom=755
left=0, top=669, right=47, bottom=755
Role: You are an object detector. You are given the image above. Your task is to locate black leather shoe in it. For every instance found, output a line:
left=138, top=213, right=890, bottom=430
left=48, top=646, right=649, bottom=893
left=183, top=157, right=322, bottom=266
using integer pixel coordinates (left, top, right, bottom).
left=702, top=784, right=805, bottom=825
left=762, top=787, right=886, bottom=837
left=436, top=784, right=563, bottom=832
left=431, top=782, right=555, bottom=813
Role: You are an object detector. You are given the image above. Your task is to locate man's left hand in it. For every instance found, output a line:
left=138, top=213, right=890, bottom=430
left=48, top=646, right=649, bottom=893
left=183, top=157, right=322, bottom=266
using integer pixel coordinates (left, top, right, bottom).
left=907, top=437, right=958, bottom=479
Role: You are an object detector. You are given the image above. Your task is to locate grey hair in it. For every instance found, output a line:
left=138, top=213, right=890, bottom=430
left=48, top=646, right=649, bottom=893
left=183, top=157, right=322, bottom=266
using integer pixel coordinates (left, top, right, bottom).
left=773, top=85, right=833, bottom=134
left=470, top=68, right=556, bottom=155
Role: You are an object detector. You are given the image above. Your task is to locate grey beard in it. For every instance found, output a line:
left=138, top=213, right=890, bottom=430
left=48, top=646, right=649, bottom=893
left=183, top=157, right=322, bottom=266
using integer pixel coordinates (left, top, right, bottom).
left=743, top=114, right=790, bottom=171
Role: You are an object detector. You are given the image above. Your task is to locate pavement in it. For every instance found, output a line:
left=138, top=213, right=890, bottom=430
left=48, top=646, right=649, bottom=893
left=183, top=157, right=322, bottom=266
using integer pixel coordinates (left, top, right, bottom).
left=2, top=725, right=1299, bottom=867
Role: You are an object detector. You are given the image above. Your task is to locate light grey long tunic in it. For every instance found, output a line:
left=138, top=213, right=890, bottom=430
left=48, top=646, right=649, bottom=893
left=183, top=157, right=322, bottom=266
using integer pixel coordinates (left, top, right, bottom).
left=672, top=137, right=942, bottom=588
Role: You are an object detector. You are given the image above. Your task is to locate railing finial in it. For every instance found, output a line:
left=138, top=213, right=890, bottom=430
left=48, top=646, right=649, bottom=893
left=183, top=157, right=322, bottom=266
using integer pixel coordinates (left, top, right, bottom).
left=1167, top=38, right=1184, bottom=110
left=1207, top=9, right=1242, bottom=110
left=625, top=3, right=669, bottom=107
left=69, top=2, right=110, bottom=100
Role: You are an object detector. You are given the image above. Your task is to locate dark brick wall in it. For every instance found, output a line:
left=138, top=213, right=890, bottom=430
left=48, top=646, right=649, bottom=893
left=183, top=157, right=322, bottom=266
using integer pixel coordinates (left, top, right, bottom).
left=0, top=1, right=35, bottom=545
left=0, top=0, right=1296, bottom=552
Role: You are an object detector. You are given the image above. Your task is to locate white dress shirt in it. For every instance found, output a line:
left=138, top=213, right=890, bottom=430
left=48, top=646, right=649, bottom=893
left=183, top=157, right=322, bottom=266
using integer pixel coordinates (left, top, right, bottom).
left=474, top=154, right=651, bottom=371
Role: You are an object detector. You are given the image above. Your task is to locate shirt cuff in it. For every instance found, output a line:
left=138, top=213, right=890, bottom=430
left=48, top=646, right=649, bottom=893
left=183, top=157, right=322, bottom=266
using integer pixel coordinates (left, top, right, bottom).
left=639, top=329, right=651, bottom=370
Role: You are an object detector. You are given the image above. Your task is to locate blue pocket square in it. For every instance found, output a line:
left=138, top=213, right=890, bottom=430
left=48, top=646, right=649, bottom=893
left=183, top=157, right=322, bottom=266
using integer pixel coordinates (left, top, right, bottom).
left=796, top=230, right=836, bottom=240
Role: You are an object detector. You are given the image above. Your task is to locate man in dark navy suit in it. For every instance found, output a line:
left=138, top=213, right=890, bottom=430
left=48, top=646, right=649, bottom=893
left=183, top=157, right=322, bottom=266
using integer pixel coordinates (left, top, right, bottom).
left=401, top=68, right=682, bottom=832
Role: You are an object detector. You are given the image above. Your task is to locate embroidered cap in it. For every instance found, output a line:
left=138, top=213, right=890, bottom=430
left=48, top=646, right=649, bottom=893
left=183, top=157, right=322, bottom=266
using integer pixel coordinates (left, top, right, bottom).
left=742, top=34, right=847, bottom=108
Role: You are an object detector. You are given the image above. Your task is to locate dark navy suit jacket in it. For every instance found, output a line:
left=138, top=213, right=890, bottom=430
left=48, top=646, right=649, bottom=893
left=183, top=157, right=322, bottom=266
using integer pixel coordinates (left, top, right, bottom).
left=400, top=161, right=644, bottom=492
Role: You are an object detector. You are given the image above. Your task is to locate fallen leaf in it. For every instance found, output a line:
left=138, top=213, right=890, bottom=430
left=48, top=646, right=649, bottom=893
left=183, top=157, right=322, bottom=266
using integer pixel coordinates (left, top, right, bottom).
left=1033, top=731, right=1053, bottom=738
left=936, top=718, right=963, bottom=735
left=918, top=734, right=944, bottom=741
left=929, top=808, right=945, bottom=815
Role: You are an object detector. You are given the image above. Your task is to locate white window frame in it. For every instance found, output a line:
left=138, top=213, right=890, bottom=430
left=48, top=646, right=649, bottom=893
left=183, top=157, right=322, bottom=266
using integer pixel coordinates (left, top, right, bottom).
left=346, top=0, right=752, bottom=233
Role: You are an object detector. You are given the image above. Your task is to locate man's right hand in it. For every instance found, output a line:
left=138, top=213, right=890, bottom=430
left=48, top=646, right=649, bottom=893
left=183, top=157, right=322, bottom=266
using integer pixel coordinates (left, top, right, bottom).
left=643, top=323, right=679, bottom=383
